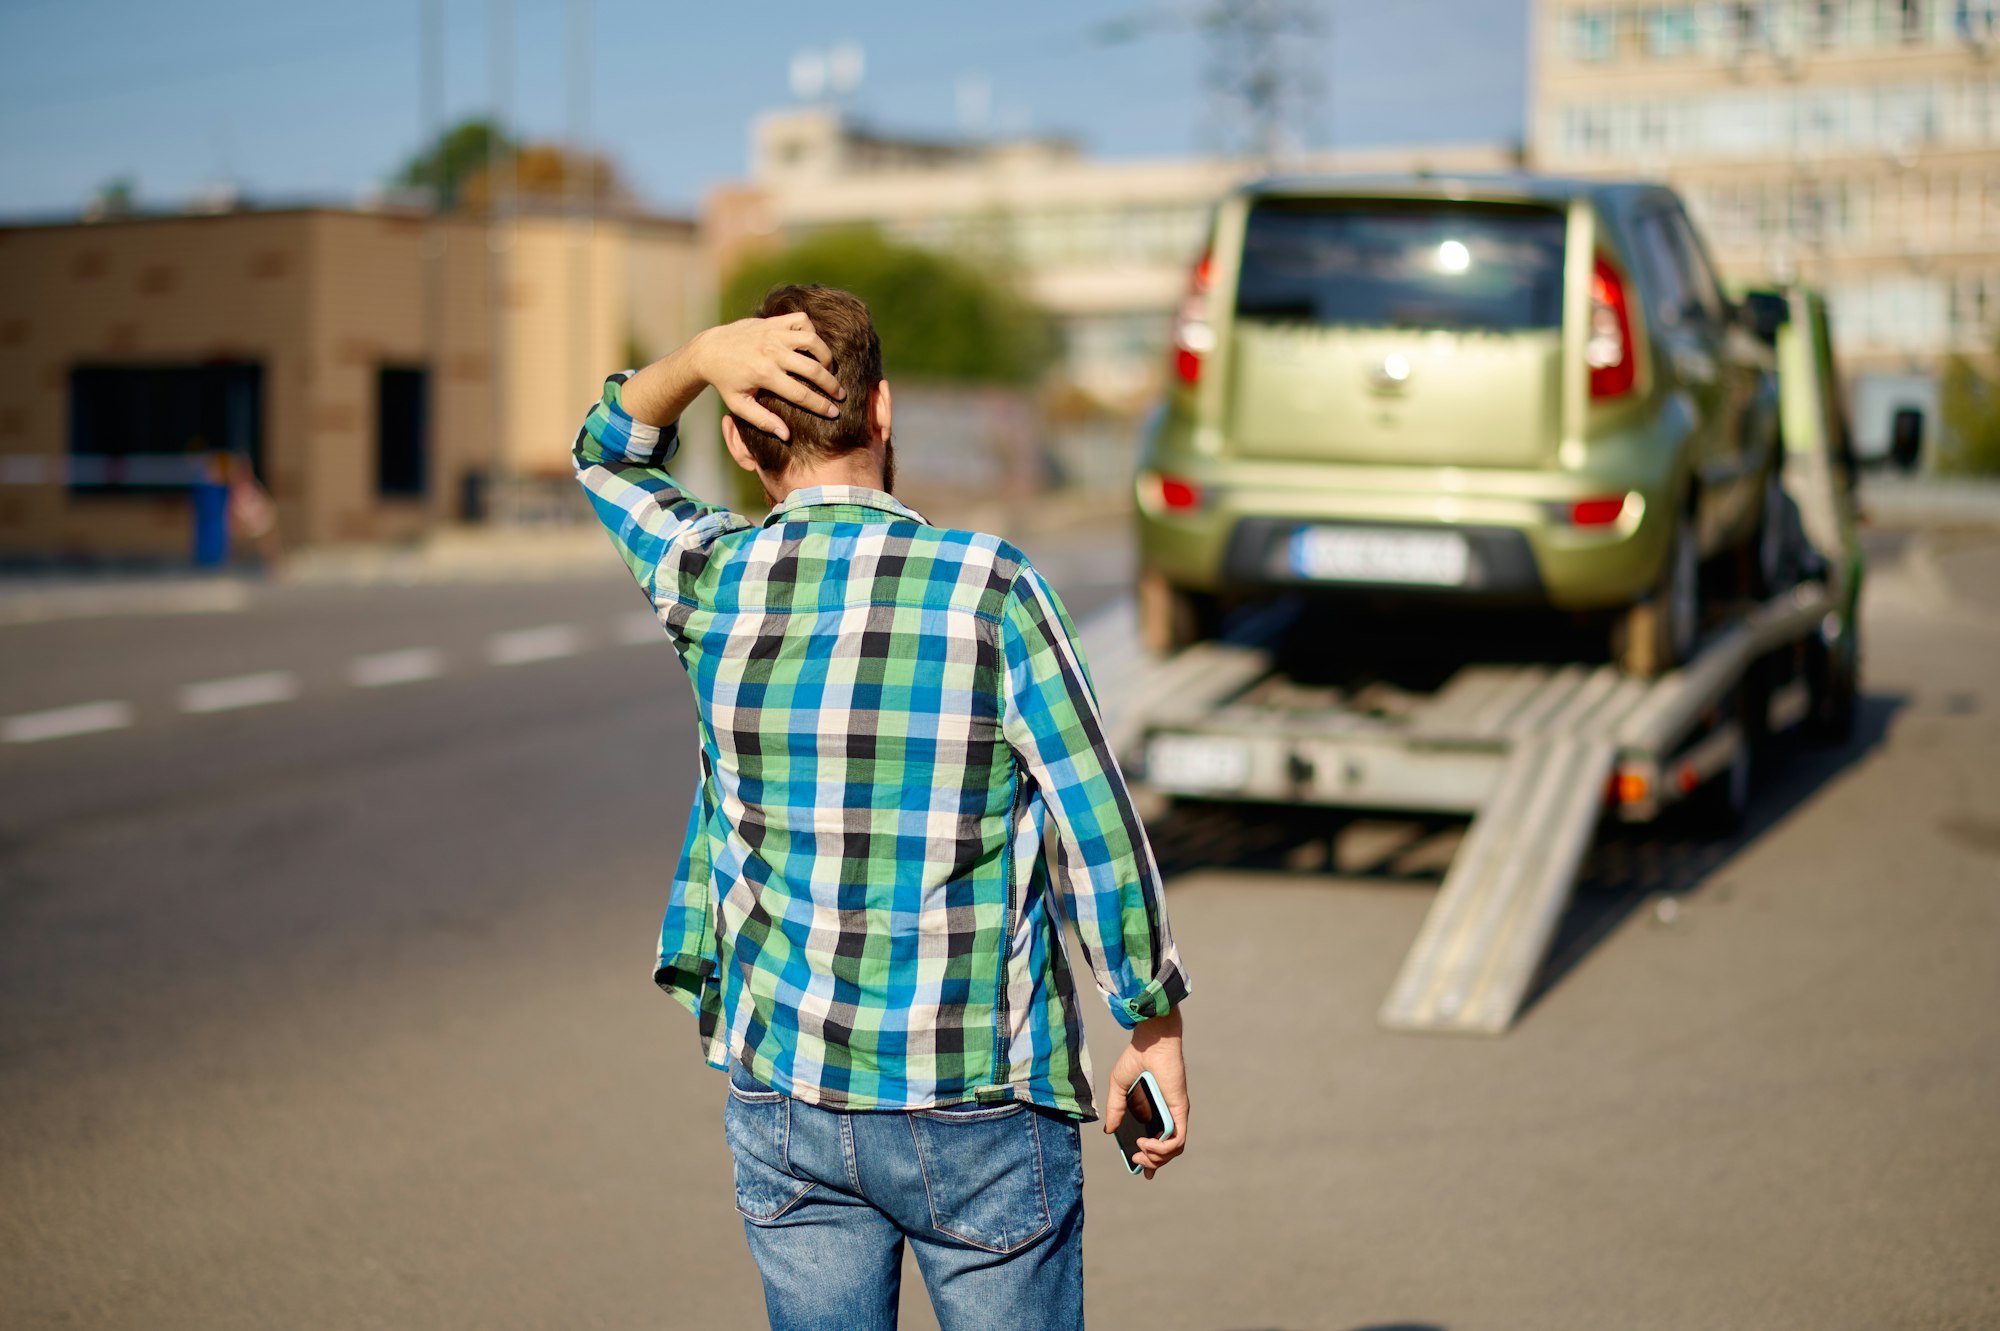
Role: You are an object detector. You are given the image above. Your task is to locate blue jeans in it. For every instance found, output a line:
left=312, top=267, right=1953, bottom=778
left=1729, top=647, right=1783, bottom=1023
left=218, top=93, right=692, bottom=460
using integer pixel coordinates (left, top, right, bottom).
left=724, top=1062, right=1086, bottom=1330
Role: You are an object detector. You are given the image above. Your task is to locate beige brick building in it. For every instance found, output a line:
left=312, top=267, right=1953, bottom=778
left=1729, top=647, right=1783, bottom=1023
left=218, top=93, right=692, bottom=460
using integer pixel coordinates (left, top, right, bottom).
left=1530, top=0, right=2000, bottom=454
left=0, top=206, right=700, bottom=560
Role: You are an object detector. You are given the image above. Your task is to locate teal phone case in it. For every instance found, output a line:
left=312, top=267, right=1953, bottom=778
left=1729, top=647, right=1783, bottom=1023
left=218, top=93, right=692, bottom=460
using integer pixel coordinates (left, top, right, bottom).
left=1118, top=1069, right=1176, bottom=1174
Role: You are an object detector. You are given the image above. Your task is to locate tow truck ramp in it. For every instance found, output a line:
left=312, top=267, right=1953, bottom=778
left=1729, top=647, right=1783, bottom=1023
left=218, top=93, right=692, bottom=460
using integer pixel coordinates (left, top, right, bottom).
left=1095, top=582, right=1834, bottom=1036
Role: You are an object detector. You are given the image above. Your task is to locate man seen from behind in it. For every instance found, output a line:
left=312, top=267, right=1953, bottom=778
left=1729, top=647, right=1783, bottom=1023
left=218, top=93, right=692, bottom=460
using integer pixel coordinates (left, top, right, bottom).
left=571, top=285, right=1190, bottom=1330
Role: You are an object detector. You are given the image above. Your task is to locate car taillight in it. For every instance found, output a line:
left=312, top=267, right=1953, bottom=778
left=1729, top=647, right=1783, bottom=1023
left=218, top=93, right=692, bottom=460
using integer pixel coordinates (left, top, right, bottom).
left=1569, top=495, right=1628, bottom=526
left=1587, top=254, right=1637, bottom=400
left=1171, top=250, right=1214, bottom=386
left=1173, top=346, right=1203, bottom=384
left=1141, top=471, right=1203, bottom=512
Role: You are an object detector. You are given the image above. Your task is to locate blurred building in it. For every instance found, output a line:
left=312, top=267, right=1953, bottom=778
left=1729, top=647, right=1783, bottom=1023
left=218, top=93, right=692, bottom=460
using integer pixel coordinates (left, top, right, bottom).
left=1530, top=0, right=2000, bottom=456
left=708, top=108, right=1517, bottom=414
left=0, top=205, right=699, bottom=560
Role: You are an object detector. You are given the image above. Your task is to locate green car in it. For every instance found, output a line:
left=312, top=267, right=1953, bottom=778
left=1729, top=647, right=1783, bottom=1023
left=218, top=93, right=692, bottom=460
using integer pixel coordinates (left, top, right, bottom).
left=1136, top=175, right=1786, bottom=675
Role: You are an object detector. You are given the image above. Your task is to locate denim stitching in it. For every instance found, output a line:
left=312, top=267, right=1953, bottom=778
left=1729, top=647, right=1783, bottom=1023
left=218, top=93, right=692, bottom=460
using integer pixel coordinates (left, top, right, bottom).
left=839, top=1112, right=861, bottom=1192
left=740, top=1177, right=817, bottom=1225
left=905, top=1114, right=939, bottom=1225
left=1031, top=1113, right=1052, bottom=1235
left=911, top=1101, right=1028, bottom=1123
left=728, top=1082, right=815, bottom=1224
left=727, top=1082, right=785, bottom=1104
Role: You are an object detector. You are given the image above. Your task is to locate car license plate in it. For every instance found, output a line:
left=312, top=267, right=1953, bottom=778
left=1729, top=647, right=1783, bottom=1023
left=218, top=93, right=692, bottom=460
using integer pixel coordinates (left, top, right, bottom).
left=1146, top=734, right=1250, bottom=793
left=1287, top=526, right=1470, bottom=586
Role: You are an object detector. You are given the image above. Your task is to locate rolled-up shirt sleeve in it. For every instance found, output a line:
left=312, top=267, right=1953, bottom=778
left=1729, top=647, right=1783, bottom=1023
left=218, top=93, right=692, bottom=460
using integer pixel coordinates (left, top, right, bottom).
left=999, top=562, right=1189, bottom=1028
left=571, top=371, right=741, bottom=603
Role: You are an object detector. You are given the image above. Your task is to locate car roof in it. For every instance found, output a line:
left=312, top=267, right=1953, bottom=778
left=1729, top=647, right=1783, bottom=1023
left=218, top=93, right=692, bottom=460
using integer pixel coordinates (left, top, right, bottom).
left=1237, top=172, right=1666, bottom=208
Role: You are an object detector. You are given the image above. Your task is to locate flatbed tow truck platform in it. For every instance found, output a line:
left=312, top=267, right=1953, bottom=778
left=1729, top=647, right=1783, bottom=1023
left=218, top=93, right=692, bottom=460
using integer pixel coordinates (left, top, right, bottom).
left=1092, top=579, right=1841, bottom=1036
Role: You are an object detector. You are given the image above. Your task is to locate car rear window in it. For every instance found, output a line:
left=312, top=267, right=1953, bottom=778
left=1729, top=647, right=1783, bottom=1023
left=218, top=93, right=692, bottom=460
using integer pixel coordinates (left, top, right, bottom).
left=1235, top=199, right=1568, bottom=331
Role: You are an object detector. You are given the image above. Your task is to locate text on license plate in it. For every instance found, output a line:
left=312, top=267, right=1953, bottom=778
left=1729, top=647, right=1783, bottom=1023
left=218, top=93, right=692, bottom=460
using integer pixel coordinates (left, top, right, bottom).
left=1287, top=526, right=1470, bottom=586
left=1146, top=734, right=1250, bottom=793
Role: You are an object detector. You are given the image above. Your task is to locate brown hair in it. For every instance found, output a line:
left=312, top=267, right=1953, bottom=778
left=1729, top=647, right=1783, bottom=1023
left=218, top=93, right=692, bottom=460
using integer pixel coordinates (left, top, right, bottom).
left=732, top=284, right=883, bottom=475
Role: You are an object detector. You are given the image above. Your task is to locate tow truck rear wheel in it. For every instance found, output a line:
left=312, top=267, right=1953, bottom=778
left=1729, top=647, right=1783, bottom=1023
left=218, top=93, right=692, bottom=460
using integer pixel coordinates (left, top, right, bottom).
left=1684, top=724, right=1753, bottom=837
left=1805, top=614, right=1860, bottom=744
left=1615, top=508, right=1700, bottom=678
left=1138, top=572, right=1221, bottom=655
left=1747, top=466, right=1802, bottom=597
left=1682, top=681, right=1760, bottom=838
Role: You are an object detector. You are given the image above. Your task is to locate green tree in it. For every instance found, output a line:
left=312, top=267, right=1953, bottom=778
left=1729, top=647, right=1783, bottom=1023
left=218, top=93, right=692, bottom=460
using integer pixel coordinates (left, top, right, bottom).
left=1940, top=335, right=2000, bottom=476
left=396, top=119, right=516, bottom=211
left=720, top=228, right=1055, bottom=385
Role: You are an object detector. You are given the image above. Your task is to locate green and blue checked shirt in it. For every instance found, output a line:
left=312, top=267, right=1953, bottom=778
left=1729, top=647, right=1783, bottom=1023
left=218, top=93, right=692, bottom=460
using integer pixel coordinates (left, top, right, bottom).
left=574, top=373, right=1187, bottom=1120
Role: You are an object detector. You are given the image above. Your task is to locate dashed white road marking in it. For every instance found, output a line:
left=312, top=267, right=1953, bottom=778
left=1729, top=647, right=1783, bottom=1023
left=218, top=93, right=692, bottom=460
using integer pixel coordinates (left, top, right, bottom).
left=5, top=602, right=819, bottom=745
left=350, top=647, right=446, bottom=688
left=487, top=624, right=581, bottom=666
left=2, top=700, right=136, bottom=743
left=180, top=671, right=300, bottom=714
left=613, top=611, right=665, bottom=645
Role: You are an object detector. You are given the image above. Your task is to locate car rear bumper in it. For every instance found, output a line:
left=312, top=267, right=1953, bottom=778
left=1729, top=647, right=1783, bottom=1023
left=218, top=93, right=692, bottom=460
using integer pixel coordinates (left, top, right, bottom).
left=1220, top=517, right=1548, bottom=604
left=1138, top=465, right=1675, bottom=612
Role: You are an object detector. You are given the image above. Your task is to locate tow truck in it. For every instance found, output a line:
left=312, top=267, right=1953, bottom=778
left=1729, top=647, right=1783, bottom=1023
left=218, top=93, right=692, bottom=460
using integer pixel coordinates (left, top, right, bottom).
left=1086, top=284, right=1863, bottom=1036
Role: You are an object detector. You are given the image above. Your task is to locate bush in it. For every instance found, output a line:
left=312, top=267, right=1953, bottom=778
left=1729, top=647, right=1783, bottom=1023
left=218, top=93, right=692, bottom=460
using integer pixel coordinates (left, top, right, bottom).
left=712, top=229, right=1058, bottom=508
left=1940, top=349, right=2000, bottom=476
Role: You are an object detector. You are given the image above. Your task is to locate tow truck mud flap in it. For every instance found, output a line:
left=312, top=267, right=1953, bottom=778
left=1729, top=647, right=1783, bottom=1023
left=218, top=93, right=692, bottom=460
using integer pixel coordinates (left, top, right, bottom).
left=1377, top=735, right=1616, bottom=1035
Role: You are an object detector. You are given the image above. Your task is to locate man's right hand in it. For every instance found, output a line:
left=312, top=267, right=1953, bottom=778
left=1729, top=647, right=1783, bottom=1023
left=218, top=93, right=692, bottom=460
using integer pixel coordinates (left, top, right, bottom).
left=1102, top=1008, right=1188, bottom=1180
left=693, top=315, right=845, bottom=441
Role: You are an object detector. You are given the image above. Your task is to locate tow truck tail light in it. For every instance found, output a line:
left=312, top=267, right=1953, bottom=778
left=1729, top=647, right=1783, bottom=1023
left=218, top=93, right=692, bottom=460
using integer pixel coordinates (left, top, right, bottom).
left=1587, top=254, right=1637, bottom=400
left=1171, top=250, right=1215, bottom=387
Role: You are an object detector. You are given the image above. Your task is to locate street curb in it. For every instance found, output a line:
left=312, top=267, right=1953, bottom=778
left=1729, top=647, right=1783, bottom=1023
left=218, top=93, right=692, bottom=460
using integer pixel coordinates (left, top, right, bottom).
left=0, top=492, right=1138, bottom=622
left=1860, top=474, right=2000, bottom=528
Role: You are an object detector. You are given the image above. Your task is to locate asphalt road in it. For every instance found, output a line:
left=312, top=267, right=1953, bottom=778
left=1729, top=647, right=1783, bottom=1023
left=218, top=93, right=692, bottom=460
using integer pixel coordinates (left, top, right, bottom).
left=1, top=526, right=1995, bottom=1330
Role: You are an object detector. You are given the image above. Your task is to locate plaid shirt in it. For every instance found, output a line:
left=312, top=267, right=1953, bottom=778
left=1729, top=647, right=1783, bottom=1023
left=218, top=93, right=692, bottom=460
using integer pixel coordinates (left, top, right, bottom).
left=574, top=373, right=1187, bottom=1120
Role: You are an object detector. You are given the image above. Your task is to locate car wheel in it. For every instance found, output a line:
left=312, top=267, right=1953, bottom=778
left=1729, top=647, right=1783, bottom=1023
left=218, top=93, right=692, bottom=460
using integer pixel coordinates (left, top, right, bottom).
left=1138, top=572, right=1221, bottom=655
left=1616, top=508, right=1700, bottom=678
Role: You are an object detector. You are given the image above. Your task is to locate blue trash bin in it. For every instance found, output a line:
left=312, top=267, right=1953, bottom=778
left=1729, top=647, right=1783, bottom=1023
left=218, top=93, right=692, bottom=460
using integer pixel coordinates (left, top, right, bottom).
left=192, top=455, right=231, bottom=567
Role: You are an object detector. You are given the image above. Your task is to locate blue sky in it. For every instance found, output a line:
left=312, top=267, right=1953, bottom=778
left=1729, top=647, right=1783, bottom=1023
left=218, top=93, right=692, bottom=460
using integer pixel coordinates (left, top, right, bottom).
left=0, top=0, right=1529, bottom=219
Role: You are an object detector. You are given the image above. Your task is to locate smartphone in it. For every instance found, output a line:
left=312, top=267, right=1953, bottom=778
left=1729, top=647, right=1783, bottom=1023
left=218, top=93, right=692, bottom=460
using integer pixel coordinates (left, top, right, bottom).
left=1114, top=1070, right=1177, bottom=1175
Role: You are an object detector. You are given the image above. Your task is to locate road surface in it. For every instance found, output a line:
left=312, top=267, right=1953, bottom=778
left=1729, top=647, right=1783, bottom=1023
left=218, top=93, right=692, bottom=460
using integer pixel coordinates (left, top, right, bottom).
left=2, top=525, right=1994, bottom=1330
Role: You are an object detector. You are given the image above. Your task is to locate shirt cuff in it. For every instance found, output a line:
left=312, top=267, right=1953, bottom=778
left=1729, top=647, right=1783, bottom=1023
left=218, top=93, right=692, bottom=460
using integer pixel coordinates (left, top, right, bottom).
left=602, top=374, right=682, bottom=467
left=654, top=953, right=712, bottom=1016
left=1109, top=962, right=1191, bottom=1029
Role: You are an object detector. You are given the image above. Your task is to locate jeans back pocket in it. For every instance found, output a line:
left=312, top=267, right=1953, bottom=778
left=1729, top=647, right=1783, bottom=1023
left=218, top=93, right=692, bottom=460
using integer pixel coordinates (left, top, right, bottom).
left=723, top=1071, right=814, bottom=1223
left=906, top=1102, right=1051, bottom=1254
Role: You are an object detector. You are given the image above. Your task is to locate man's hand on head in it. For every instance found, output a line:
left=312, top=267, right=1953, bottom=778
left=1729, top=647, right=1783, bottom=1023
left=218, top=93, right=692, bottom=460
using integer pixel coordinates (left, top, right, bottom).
left=694, top=314, right=845, bottom=441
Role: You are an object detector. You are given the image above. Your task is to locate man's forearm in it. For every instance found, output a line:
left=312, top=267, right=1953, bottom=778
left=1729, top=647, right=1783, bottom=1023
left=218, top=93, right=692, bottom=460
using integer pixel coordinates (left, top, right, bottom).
left=616, top=331, right=713, bottom=429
